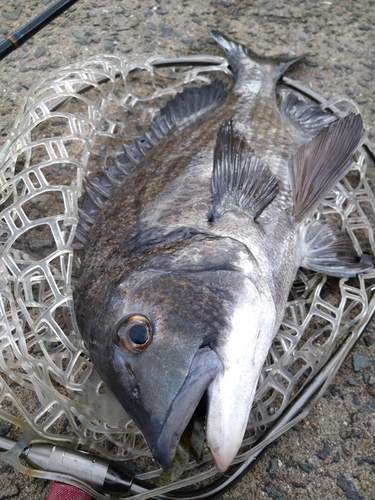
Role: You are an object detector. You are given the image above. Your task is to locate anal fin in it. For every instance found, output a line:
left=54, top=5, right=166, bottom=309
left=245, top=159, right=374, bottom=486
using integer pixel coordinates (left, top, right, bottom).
left=300, top=220, right=373, bottom=278
left=291, top=113, right=364, bottom=225
left=210, top=119, right=279, bottom=221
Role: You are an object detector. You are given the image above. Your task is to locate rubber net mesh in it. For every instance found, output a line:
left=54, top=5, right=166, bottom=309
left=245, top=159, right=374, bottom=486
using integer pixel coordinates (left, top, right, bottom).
left=0, top=53, right=374, bottom=498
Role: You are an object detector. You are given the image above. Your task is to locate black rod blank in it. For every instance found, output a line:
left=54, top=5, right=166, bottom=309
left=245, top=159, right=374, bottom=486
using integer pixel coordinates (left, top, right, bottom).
left=0, top=0, right=80, bottom=61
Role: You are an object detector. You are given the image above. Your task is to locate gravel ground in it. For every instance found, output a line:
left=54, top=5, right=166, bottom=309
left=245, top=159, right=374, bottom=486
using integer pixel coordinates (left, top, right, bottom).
left=0, top=1, right=374, bottom=499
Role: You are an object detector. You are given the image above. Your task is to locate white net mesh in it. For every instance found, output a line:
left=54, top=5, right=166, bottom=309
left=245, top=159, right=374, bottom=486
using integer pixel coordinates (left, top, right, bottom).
left=0, top=53, right=374, bottom=498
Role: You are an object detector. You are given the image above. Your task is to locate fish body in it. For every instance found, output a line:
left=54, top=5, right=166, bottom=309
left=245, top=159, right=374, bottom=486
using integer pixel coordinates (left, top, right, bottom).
left=75, top=31, right=372, bottom=472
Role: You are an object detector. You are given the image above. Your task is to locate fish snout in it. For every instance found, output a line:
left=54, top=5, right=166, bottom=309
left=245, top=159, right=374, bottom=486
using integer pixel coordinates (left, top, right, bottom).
left=150, top=346, right=223, bottom=470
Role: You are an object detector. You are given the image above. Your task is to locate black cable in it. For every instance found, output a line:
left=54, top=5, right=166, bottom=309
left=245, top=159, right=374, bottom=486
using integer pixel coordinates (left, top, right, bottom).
left=0, top=0, right=80, bottom=61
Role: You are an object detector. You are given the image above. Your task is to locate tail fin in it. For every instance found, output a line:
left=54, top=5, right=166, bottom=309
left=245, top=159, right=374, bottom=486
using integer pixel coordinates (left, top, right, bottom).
left=209, top=29, right=305, bottom=79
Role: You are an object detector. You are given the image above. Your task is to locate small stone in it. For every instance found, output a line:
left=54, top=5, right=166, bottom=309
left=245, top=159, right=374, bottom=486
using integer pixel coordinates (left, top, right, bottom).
left=30, top=194, right=51, bottom=210
left=264, top=483, right=288, bottom=500
left=330, top=386, right=344, bottom=399
left=35, top=478, right=49, bottom=490
left=352, top=392, right=361, bottom=406
left=148, top=22, right=157, bottom=31
left=292, top=483, right=306, bottom=489
left=34, top=46, right=46, bottom=59
left=32, top=343, right=42, bottom=354
left=268, top=456, right=279, bottom=477
left=305, top=60, right=319, bottom=67
left=131, top=20, right=139, bottom=28
left=182, top=37, right=193, bottom=45
left=2, top=9, right=22, bottom=21
left=347, top=378, right=357, bottom=386
left=337, top=474, right=364, bottom=500
left=0, top=485, right=19, bottom=499
left=298, top=462, right=313, bottom=474
left=162, top=27, right=173, bottom=37
left=28, top=239, right=55, bottom=251
left=361, top=73, right=372, bottom=82
left=103, top=39, right=115, bottom=51
left=317, top=441, right=331, bottom=460
left=331, top=452, right=340, bottom=463
left=0, top=421, right=11, bottom=435
left=286, top=459, right=298, bottom=469
left=342, top=443, right=352, bottom=457
left=0, top=27, right=8, bottom=35
left=19, top=65, right=30, bottom=73
left=42, top=0, right=51, bottom=5
left=220, top=20, right=229, bottom=29
left=355, top=457, right=375, bottom=465
left=352, top=352, right=374, bottom=372
left=72, top=28, right=88, bottom=41
left=340, top=428, right=352, bottom=440
left=357, top=79, right=368, bottom=88
left=363, top=335, right=375, bottom=347
left=0, top=465, right=12, bottom=474
left=359, top=397, right=375, bottom=414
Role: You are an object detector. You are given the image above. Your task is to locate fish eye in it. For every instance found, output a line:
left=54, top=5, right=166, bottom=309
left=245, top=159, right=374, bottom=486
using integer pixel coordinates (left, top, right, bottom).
left=115, top=315, right=152, bottom=354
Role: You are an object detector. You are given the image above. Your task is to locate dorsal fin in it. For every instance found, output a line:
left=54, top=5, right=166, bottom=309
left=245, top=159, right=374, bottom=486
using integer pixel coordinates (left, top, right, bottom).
left=77, top=81, right=227, bottom=244
left=281, top=92, right=338, bottom=136
left=209, top=29, right=305, bottom=79
left=291, top=113, right=364, bottom=225
left=158, top=79, right=226, bottom=131
left=210, top=119, right=279, bottom=221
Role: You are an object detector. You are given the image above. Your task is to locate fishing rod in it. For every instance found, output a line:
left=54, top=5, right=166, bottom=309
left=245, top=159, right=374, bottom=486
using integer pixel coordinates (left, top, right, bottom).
left=0, top=0, right=80, bottom=61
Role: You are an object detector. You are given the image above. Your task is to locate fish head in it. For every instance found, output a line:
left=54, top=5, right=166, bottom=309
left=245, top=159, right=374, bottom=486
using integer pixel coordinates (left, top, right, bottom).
left=80, top=235, right=276, bottom=472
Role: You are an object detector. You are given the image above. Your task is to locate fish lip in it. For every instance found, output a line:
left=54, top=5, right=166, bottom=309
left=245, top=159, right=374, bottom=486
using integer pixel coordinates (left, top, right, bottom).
left=151, top=346, right=223, bottom=470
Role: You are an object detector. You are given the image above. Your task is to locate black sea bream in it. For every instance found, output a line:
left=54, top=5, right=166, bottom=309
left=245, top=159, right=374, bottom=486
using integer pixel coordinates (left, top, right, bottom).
left=75, top=31, right=372, bottom=472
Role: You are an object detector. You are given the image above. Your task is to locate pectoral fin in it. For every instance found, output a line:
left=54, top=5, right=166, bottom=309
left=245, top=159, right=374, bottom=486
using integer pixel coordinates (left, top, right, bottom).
left=291, top=113, right=364, bottom=225
left=300, top=220, right=373, bottom=277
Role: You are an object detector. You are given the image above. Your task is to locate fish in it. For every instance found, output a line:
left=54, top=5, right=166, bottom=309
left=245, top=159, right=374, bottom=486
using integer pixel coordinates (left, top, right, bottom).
left=74, top=31, right=373, bottom=473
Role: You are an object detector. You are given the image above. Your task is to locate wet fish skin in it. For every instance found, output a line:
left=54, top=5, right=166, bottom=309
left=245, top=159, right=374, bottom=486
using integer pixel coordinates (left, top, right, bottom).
left=75, top=31, right=371, bottom=472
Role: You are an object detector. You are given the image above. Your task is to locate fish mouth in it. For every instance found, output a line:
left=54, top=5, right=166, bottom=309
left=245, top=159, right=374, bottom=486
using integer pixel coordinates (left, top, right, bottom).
left=150, top=346, right=223, bottom=470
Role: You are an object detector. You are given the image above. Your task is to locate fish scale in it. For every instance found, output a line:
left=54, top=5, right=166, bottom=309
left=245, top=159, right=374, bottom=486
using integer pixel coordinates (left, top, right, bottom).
left=74, top=30, right=372, bottom=473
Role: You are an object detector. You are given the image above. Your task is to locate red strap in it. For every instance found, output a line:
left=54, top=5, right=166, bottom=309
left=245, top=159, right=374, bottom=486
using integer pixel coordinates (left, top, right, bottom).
left=47, top=482, right=93, bottom=500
